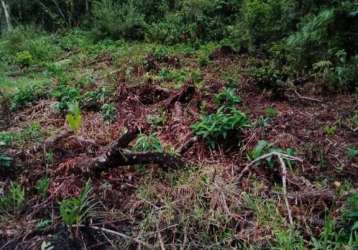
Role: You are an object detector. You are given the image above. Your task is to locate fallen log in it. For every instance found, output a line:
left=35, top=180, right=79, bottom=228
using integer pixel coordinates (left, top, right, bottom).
left=164, top=83, right=195, bottom=108
left=80, top=149, right=184, bottom=176
left=72, top=127, right=184, bottom=176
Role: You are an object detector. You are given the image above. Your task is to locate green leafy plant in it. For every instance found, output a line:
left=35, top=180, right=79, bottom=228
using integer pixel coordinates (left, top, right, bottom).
left=59, top=180, right=95, bottom=226
left=192, top=107, right=250, bottom=149
left=101, top=103, right=117, bottom=122
left=265, top=106, right=278, bottom=119
left=66, top=102, right=82, bottom=132
left=92, top=0, right=146, bottom=40
left=134, top=133, right=163, bottom=152
left=0, top=154, right=13, bottom=170
left=11, top=82, right=49, bottom=111
left=248, top=140, right=295, bottom=168
left=0, top=182, right=25, bottom=214
left=214, top=88, right=241, bottom=107
left=52, top=84, right=80, bottom=112
left=324, top=125, right=337, bottom=136
left=36, top=177, right=50, bottom=197
left=347, top=147, right=358, bottom=160
left=15, top=50, right=33, bottom=67
left=250, top=63, right=288, bottom=93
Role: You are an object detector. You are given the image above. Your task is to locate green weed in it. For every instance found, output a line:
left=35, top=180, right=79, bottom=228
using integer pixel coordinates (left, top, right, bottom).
left=192, top=107, right=250, bottom=149
left=100, top=103, right=117, bottom=122
left=59, top=180, right=96, bottom=226
left=214, top=88, right=241, bottom=107
left=0, top=182, right=25, bottom=215
left=134, top=133, right=163, bottom=153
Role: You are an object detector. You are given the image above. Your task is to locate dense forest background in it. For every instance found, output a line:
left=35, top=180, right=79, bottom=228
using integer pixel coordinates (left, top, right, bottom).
left=1, top=0, right=357, bottom=89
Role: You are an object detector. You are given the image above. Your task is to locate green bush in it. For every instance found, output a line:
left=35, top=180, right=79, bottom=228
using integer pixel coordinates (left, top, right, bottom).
left=59, top=180, right=95, bottom=226
left=248, top=140, right=295, bottom=168
left=52, top=84, right=81, bottom=111
left=228, top=0, right=296, bottom=50
left=101, top=103, right=117, bottom=122
left=92, top=0, right=146, bottom=40
left=134, top=133, right=163, bottom=152
left=0, top=182, right=25, bottom=214
left=11, top=82, right=49, bottom=111
left=15, top=51, right=33, bottom=67
left=214, top=88, right=241, bottom=107
left=192, top=107, right=250, bottom=149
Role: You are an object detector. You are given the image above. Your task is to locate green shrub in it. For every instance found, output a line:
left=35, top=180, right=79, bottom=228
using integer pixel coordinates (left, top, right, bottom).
left=65, top=102, right=82, bottom=132
left=228, top=0, right=296, bottom=50
left=0, top=154, right=13, bottom=171
left=134, top=133, right=163, bottom=152
left=15, top=51, right=33, bottom=67
left=248, top=140, right=295, bottom=168
left=35, top=177, right=50, bottom=197
left=0, top=182, right=25, bottom=214
left=286, top=9, right=335, bottom=69
left=192, top=107, right=250, bottom=149
left=214, top=88, right=241, bottom=107
left=250, top=63, right=288, bottom=97
left=81, top=87, right=109, bottom=109
left=59, top=180, right=95, bottom=226
left=100, top=103, right=117, bottom=122
left=92, top=0, right=146, bottom=40
left=11, top=82, right=49, bottom=111
left=52, top=84, right=80, bottom=111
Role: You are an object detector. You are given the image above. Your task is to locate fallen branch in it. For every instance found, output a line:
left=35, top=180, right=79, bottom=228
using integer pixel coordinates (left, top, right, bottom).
left=238, top=152, right=303, bottom=226
left=164, top=83, right=195, bottom=108
left=89, top=225, right=153, bottom=249
left=293, top=90, right=322, bottom=103
left=73, top=127, right=184, bottom=175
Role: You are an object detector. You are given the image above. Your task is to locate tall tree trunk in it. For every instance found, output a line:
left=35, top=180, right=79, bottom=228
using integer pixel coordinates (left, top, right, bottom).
left=0, top=0, right=12, bottom=32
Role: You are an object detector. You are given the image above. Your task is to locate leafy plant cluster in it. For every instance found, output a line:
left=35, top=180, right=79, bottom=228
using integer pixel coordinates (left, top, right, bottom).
left=192, top=107, right=250, bottom=149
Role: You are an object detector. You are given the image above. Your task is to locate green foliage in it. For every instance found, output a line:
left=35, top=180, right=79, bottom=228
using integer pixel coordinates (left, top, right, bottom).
left=347, top=147, right=358, bottom=159
left=192, top=107, right=250, bottom=149
left=52, top=84, right=80, bottom=111
left=15, top=50, right=33, bottom=67
left=228, top=0, right=296, bottom=49
left=65, top=102, right=82, bottom=132
left=92, top=0, right=146, bottom=40
left=134, top=133, right=163, bottom=152
left=286, top=9, right=335, bottom=68
left=248, top=140, right=295, bottom=168
left=324, top=126, right=337, bottom=136
left=35, top=177, right=50, bottom=197
left=0, top=123, right=43, bottom=147
left=214, top=88, right=241, bottom=107
left=81, top=87, right=109, bottom=109
left=250, top=63, right=288, bottom=91
left=265, top=106, right=278, bottom=119
left=101, top=103, right=117, bottom=122
left=1, top=26, right=61, bottom=64
left=0, top=154, right=13, bottom=170
left=11, top=81, right=49, bottom=111
left=0, top=182, right=25, bottom=214
left=59, top=180, right=95, bottom=226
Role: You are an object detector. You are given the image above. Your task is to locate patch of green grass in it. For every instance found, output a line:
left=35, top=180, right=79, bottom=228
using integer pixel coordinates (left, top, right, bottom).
left=0, top=122, right=44, bottom=147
